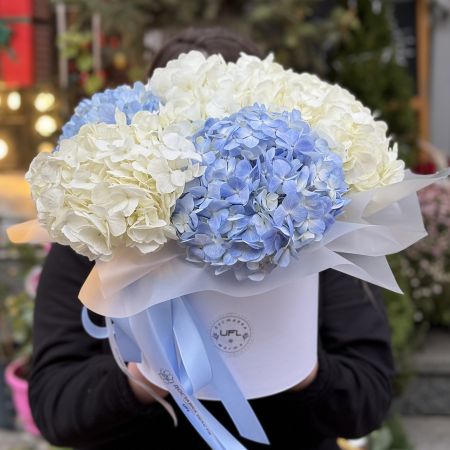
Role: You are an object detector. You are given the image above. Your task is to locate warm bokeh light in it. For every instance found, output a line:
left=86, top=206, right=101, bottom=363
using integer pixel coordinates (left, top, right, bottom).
left=37, top=141, right=54, bottom=153
left=34, top=92, right=56, bottom=112
left=7, top=91, right=21, bottom=110
left=0, top=138, right=9, bottom=160
left=35, top=115, right=58, bottom=137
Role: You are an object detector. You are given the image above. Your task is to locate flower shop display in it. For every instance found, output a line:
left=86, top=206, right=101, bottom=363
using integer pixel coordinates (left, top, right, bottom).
left=401, top=183, right=450, bottom=327
left=8, top=51, right=449, bottom=450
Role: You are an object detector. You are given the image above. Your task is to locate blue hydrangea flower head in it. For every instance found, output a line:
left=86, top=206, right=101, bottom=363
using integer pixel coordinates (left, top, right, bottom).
left=60, top=81, right=160, bottom=140
left=173, top=104, right=349, bottom=280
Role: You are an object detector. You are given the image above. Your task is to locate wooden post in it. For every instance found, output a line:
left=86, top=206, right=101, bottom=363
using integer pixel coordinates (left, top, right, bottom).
left=416, top=0, right=430, bottom=163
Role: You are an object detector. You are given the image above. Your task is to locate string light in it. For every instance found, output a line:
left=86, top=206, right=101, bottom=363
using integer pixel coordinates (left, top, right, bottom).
left=0, top=138, right=9, bottom=160
left=7, top=91, right=21, bottom=110
left=34, top=92, right=56, bottom=112
left=35, top=115, right=57, bottom=137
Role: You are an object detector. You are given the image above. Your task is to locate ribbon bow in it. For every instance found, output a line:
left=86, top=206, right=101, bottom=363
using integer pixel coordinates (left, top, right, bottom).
left=82, top=296, right=269, bottom=450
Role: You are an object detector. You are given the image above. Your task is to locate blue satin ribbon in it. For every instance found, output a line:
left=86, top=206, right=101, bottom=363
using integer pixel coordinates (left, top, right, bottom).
left=113, top=317, right=142, bottom=363
left=82, top=307, right=142, bottom=362
left=171, top=298, right=212, bottom=395
left=81, top=306, right=108, bottom=339
left=81, top=298, right=269, bottom=449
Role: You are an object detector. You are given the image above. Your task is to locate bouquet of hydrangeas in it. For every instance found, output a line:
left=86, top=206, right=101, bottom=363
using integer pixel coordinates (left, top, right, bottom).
left=9, top=52, right=449, bottom=450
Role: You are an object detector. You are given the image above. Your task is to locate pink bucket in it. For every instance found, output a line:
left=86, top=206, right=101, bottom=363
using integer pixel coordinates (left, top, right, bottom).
left=4, top=359, right=40, bottom=436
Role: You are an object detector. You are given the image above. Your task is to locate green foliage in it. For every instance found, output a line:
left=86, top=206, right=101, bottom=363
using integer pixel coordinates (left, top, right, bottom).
left=0, top=281, right=14, bottom=360
left=53, top=0, right=239, bottom=81
left=52, top=0, right=359, bottom=85
left=57, top=26, right=104, bottom=95
left=0, top=244, right=45, bottom=361
left=58, top=27, right=92, bottom=60
left=383, top=254, right=419, bottom=393
left=250, top=0, right=416, bottom=163
left=330, top=0, right=417, bottom=165
left=3, top=292, right=34, bottom=359
left=247, top=0, right=359, bottom=75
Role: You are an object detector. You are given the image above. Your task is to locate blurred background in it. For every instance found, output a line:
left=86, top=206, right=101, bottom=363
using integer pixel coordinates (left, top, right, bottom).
left=0, top=0, right=449, bottom=449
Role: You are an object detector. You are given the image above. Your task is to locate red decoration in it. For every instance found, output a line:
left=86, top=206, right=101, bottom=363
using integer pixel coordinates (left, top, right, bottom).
left=0, top=0, right=34, bottom=88
left=413, top=162, right=437, bottom=175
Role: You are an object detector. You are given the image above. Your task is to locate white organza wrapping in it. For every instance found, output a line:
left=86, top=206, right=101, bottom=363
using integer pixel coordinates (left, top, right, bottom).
left=76, top=171, right=449, bottom=318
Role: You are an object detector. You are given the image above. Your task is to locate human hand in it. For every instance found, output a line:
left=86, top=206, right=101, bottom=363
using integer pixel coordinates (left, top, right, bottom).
left=127, top=362, right=170, bottom=404
left=289, top=362, right=319, bottom=392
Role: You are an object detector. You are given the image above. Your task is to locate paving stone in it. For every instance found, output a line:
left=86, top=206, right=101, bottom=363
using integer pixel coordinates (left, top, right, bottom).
left=399, top=331, right=450, bottom=415
left=402, top=416, right=450, bottom=450
left=0, top=430, right=48, bottom=450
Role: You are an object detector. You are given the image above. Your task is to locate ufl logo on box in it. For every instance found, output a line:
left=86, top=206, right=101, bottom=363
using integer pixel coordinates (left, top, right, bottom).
left=210, top=314, right=252, bottom=353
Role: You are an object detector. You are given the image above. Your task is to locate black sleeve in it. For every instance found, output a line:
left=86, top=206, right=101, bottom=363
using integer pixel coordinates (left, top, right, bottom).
left=29, top=244, right=159, bottom=447
left=277, top=269, right=395, bottom=439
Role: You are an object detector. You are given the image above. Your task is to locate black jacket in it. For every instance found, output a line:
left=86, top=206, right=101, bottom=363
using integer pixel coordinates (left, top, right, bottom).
left=30, top=243, right=394, bottom=450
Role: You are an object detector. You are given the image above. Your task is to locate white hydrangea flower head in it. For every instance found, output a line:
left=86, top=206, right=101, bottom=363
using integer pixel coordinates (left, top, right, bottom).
left=228, top=54, right=405, bottom=192
left=149, top=51, right=238, bottom=122
left=27, top=110, right=203, bottom=260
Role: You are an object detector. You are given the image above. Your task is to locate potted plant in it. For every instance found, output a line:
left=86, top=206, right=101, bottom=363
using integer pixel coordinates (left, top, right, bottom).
left=2, top=243, right=46, bottom=436
left=4, top=287, right=39, bottom=435
left=0, top=282, right=16, bottom=430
